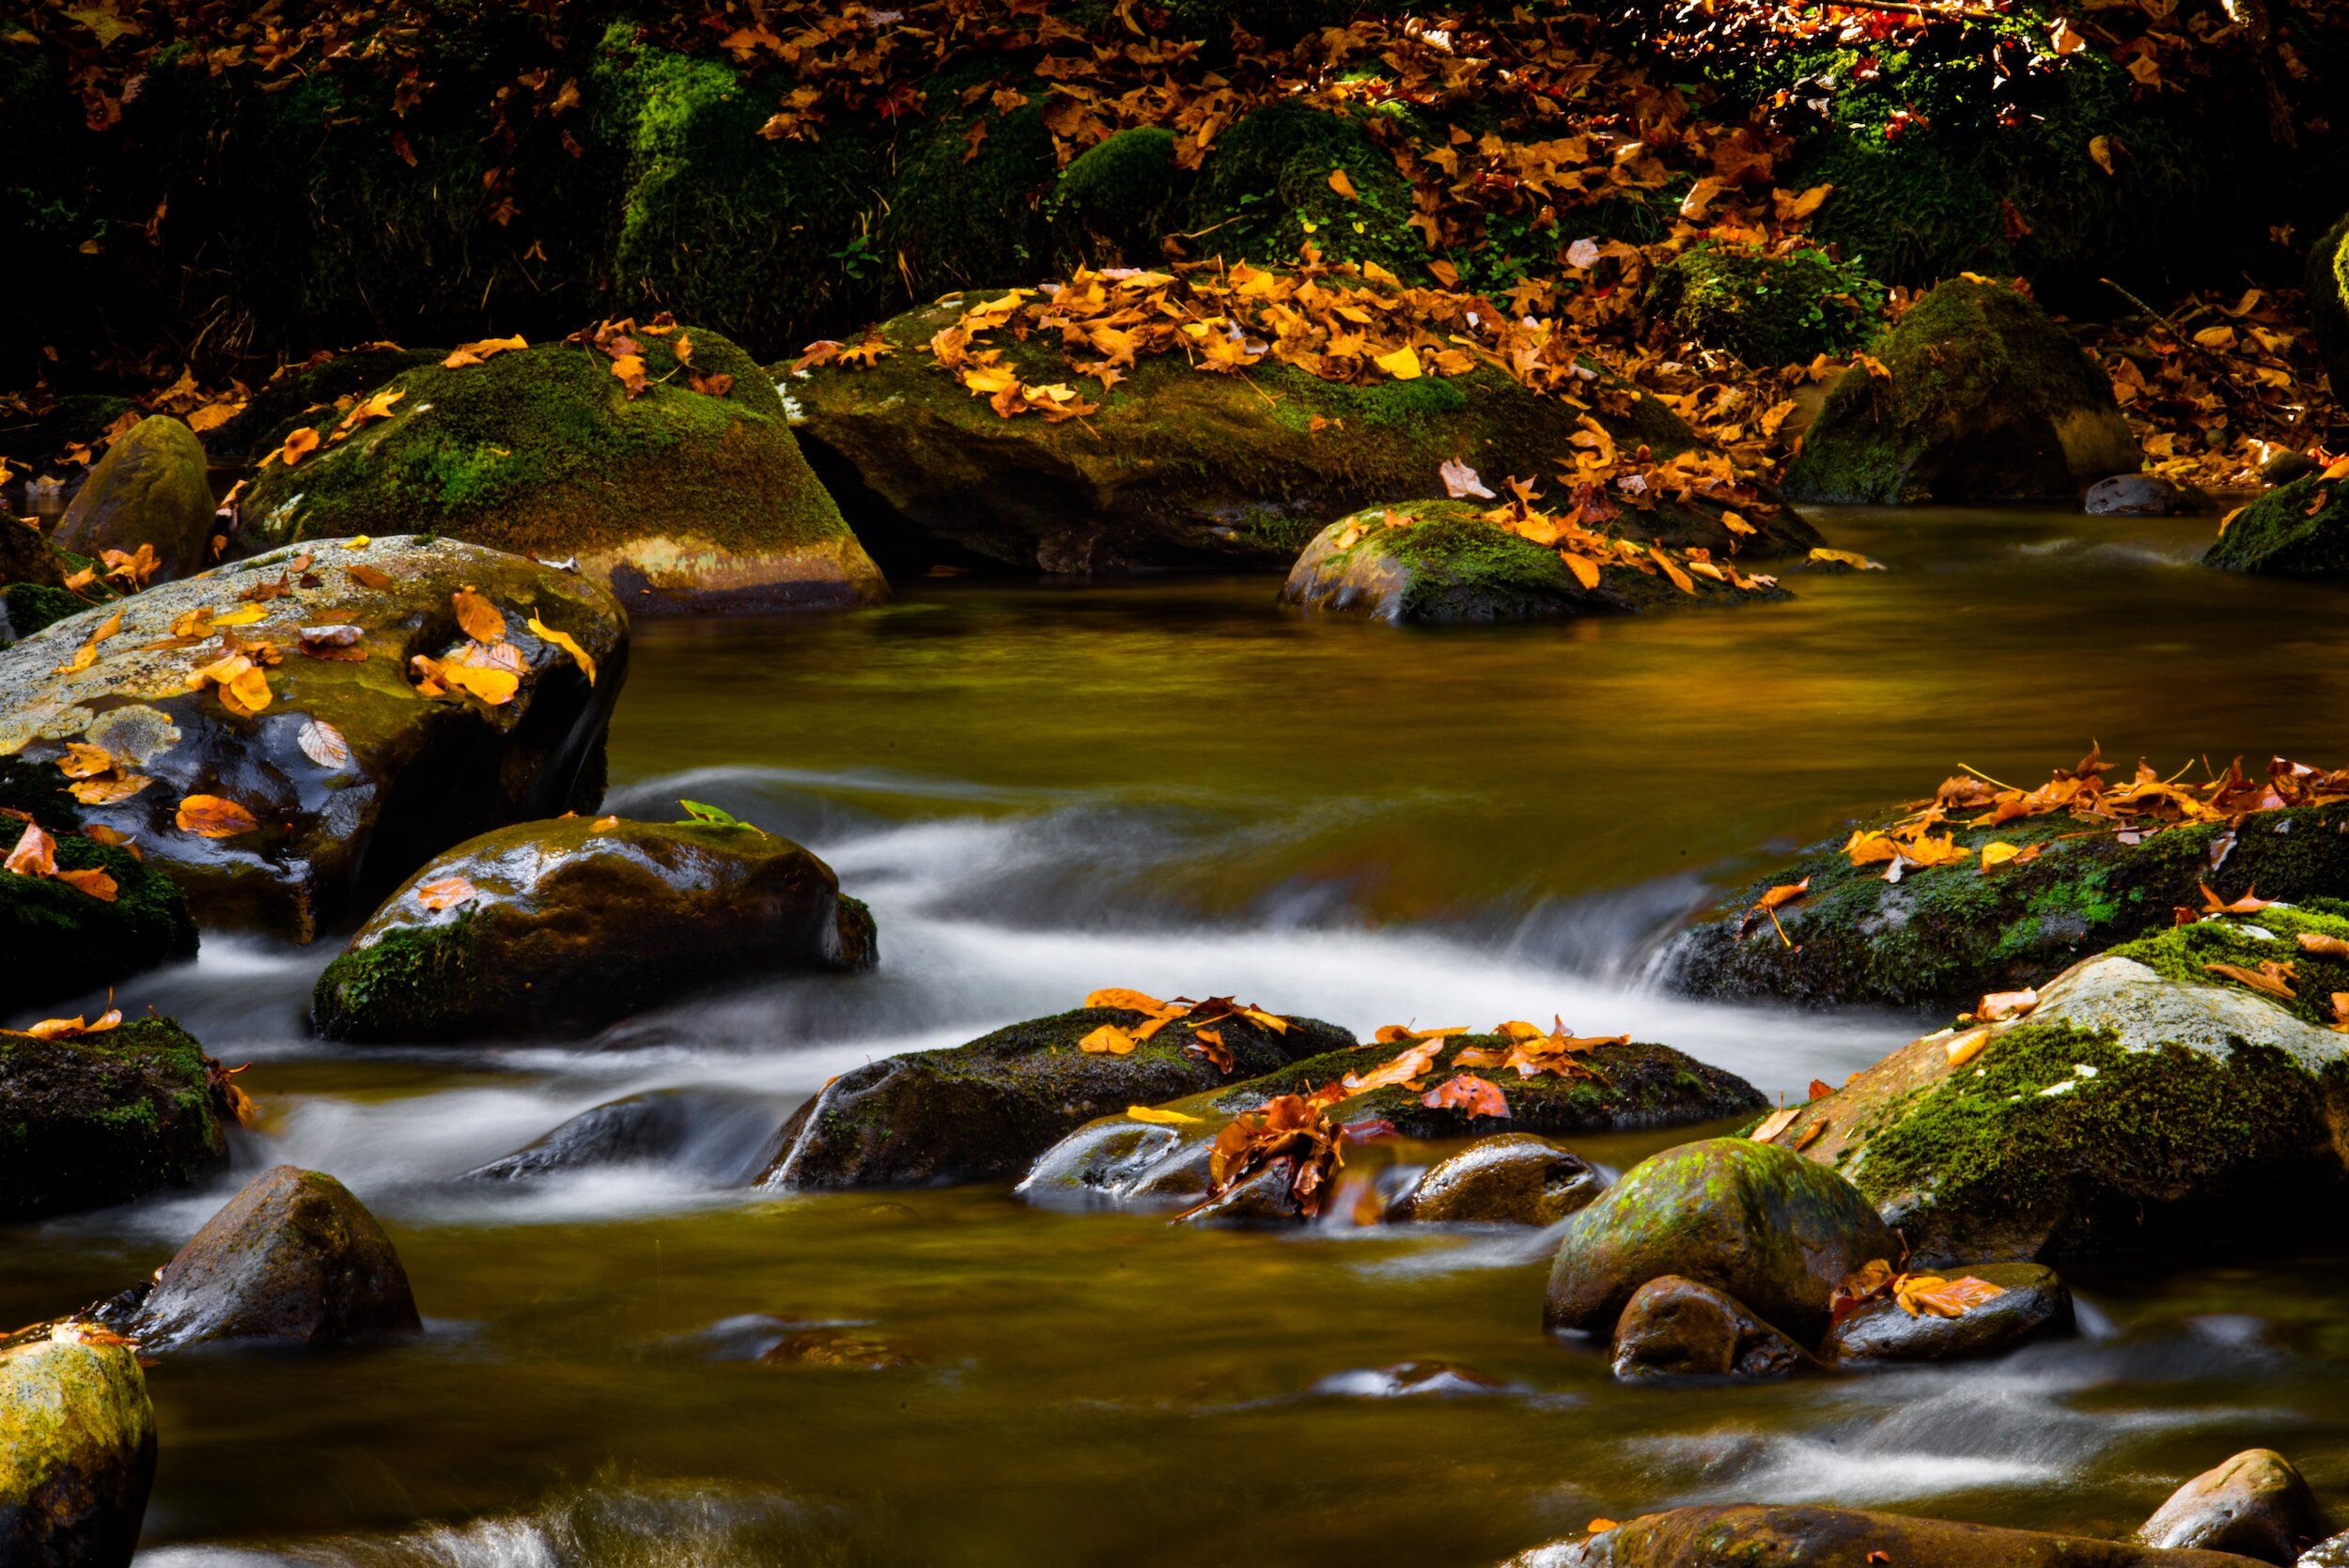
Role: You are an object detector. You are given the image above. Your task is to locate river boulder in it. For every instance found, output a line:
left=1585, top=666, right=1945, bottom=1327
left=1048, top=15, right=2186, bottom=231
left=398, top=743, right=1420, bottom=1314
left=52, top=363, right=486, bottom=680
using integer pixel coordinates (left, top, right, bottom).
left=2133, top=1450, right=2326, bottom=1564
left=1782, top=278, right=2139, bottom=505
left=2087, top=474, right=2207, bottom=517
left=52, top=416, right=216, bottom=584
left=127, top=1164, right=420, bottom=1349
left=1818, top=1262, right=2073, bottom=1365
left=0, top=1322, right=156, bottom=1568
left=1394, top=1133, right=1604, bottom=1226
left=311, top=815, right=877, bottom=1043
left=197, top=347, right=445, bottom=459
left=789, top=290, right=1812, bottom=575
left=1279, top=501, right=1790, bottom=626
left=1544, top=1138, right=1895, bottom=1342
left=3, top=815, right=196, bottom=1016
left=1609, top=1275, right=1808, bottom=1383
left=1535, top=1504, right=2276, bottom=1567
left=1, top=1017, right=236, bottom=1222
left=465, top=1089, right=783, bottom=1184
left=2311, top=213, right=2349, bottom=408
left=0, top=536, right=626, bottom=941
left=229, top=330, right=885, bottom=613
left=2203, top=473, right=2349, bottom=577
left=1777, top=908, right=2349, bottom=1263
left=1661, top=786, right=2349, bottom=1012
left=761, top=1001, right=1353, bottom=1189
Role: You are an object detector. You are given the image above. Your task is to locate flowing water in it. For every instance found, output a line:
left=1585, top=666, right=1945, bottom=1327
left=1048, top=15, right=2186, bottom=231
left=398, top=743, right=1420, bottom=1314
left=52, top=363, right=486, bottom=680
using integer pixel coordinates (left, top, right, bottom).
left=14, top=505, right=2349, bottom=1565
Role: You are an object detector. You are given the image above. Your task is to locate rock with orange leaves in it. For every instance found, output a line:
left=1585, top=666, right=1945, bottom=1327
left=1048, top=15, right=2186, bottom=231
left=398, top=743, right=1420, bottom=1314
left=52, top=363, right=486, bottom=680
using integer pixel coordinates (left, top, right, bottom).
left=0, top=1015, right=240, bottom=1221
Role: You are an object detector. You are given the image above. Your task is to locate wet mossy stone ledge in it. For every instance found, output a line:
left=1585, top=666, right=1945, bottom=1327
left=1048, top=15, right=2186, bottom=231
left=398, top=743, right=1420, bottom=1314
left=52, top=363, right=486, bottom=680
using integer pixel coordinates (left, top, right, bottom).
left=1663, top=798, right=2349, bottom=1013
left=0, top=1016, right=237, bottom=1222
left=229, top=331, right=886, bottom=614
left=2202, top=472, right=2349, bottom=577
left=1019, top=1034, right=1764, bottom=1210
left=1781, top=277, right=2139, bottom=505
left=1, top=819, right=195, bottom=1017
left=1524, top=1503, right=2279, bottom=1567
left=313, top=816, right=878, bottom=1043
left=1778, top=910, right=2349, bottom=1264
left=761, top=1003, right=1353, bottom=1190
left=0, top=1320, right=157, bottom=1568
left=0, top=536, right=626, bottom=941
left=1280, top=500, right=1791, bottom=626
left=788, top=293, right=1817, bottom=574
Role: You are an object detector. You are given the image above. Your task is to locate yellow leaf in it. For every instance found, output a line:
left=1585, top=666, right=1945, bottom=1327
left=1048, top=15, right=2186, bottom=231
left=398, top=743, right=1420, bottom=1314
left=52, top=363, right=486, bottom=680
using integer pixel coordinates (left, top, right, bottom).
left=1945, top=1027, right=1993, bottom=1067
left=210, top=604, right=269, bottom=627
left=1980, top=841, right=2020, bottom=869
left=278, top=427, right=321, bottom=466
left=1373, top=344, right=1423, bottom=380
left=220, top=665, right=272, bottom=718
left=1750, top=1106, right=1800, bottom=1143
left=1079, top=1024, right=1138, bottom=1055
left=1127, top=1105, right=1202, bottom=1126
left=1327, top=168, right=1358, bottom=201
left=1560, top=551, right=1600, bottom=591
left=527, top=615, right=596, bottom=684
left=442, top=661, right=520, bottom=706
left=452, top=588, right=506, bottom=644
left=176, top=793, right=259, bottom=837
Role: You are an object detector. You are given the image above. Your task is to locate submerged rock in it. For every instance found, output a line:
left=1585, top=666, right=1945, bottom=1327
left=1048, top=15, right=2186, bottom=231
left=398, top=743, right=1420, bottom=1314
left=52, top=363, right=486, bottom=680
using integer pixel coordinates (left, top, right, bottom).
left=1818, top=1262, right=2073, bottom=1365
left=466, top=1089, right=784, bottom=1184
left=1782, top=278, right=2139, bottom=505
left=762, top=1002, right=1351, bottom=1189
left=2134, top=1450, right=2326, bottom=1564
left=1779, top=914, right=2349, bottom=1263
left=230, top=332, right=885, bottom=613
left=1541, top=1503, right=2273, bottom=1566
left=2204, top=474, right=2349, bottom=577
left=129, top=1164, right=420, bottom=1349
left=1662, top=794, right=2349, bottom=1013
left=0, top=1322, right=157, bottom=1568
left=52, top=416, right=216, bottom=583
left=0, top=1017, right=235, bottom=1222
left=1393, top=1133, right=1604, bottom=1226
left=1279, top=501, right=1789, bottom=626
left=791, top=292, right=1812, bottom=574
left=1609, top=1275, right=1808, bottom=1383
left=1, top=818, right=197, bottom=1016
left=312, top=816, right=876, bottom=1042
left=0, top=536, right=626, bottom=940
left=1544, top=1138, right=1895, bottom=1342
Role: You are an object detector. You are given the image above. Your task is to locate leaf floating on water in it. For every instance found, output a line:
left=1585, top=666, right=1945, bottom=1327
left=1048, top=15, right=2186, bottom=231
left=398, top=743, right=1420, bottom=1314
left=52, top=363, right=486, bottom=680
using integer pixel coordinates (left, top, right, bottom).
left=1127, top=1105, right=1201, bottom=1126
left=55, top=742, right=113, bottom=780
left=2204, top=959, right=2296, bottom=1000
left=1421, top=1073, right=1510, bottom=1118
left=69, top=773, right=151, bottom=805
left=1079, top=1024, right=1138, bottom=1056
left=452, top=589, right=506, bottom=644
left=415, top=875, right=477, bottom=911
left=176, top=794, right=259, bottom=838
left=297, top=719, right=352, bottom=769
left=1750, top=1106, right=1800, bottom=1143
left=526, top=615, right=596, bottom=684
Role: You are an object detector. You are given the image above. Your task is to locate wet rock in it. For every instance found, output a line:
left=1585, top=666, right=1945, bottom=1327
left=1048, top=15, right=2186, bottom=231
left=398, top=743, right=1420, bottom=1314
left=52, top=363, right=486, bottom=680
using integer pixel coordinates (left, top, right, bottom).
left=757, top=1327, right=916, bottom=1370
left=2134, top=1450, right=2327, bottom=1564
left=1544, top=1138, right=1895, bottom=1342
left=2261, top=450, right=2318, bottom=486
left=2204, top=474, right=2349, bottom=577
left=1661, top=792, right=2349, bottom=1012
left=0, top=582, right=90, bottom=648
left=0, top=1321, right=157, bottom=1568
left=230, top=332, right=885, bottom=614
left=0, top=1017, right=235, bottom=1222
left=52, top=416, right=216, bottom=583
left=1, top=817, right=197, bottom=1016
left=1394, top=1133, right=1603, bottom=1225
left=1171, top=1157, right=1303, bottom=1226
left=1543, top=1503, right=2275, bottom=1566
left=1609, top=1275, right=1808, bottom=1383
left=1782, top=278, right=2139, bottom=505
left=465, top=1089, right=785, bottom=1184
left=0, top=536, right=626, bottom=940
left=762, top=1003, right=1351, bottom=1189
left=791, top=291, right=1814, bottom=576
left=1280, top=501, right=1791, bottom=626
left=1019, top=1033, right=1764, bottom=1211
left=2087, top=474, right=2208, bottom=517
left=0, top=517, right=68, bottom=589
left=2303, top=1528, right=2349, bottom=1566
left=1780, top=913, right=2349, bottom=1262
left=1311, top=1361, right=1505, bottom=1398
left=313, top=816, right=876, bottom=1043
left=129, top=1164, right=420, bottom=1349
left=1819, top=1262, right=2073, bottom=1365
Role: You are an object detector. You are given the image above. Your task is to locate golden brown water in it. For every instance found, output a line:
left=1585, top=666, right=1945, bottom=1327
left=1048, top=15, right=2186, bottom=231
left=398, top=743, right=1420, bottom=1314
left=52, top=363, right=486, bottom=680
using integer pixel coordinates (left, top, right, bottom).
left=12, top=505, right=2349, bottom=1565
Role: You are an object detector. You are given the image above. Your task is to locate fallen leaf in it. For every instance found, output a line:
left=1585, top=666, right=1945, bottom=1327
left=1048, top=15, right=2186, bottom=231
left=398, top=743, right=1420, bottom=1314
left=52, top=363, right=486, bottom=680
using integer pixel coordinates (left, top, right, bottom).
left=54, top=867, right=117, bottom=901
left=1945, top=1027, right=1994, bottom=1067
left=1374, top=344, right=1423, bottom=380
left=2299, top=933, right=2349, bottom=958
left=69, top=773, right=151, bottom=805
left=2201, top=882, right=2277, bottom=914
left=1793, top=1119, right=1827, bottom=1152
left=2204, top=959, right=2296, bottom=1000
left=452, top=589, right=506, bottom=644
left=1421, top=1073, right=1510, bottom=1118
left=415, top=875, right=477, bottom=911
left=1342, top=1039, right=1446, bottom=1094
left=526, top=615, right=597, bottom=684
left=1439, top=457, right=1494, bottom=499
left=277, top=427, right=321, bottom=466
left=1808, top=1079, right=1833, bottom=1100
left=218, top=665, right=272, bottom=718
left=297, top=719, right=352, bottom=769
left=610, top=353, right=649, bottom=397
left=1079, top=1024, right=1139, bottom=1055
left=55, top=742, right=114, bottom=779
left=346, top=564, right=397, bottom=590
left=1895, top=1273, right=2007, bottom=1318
left=1327, top=168, right=1358, bottom=200
left=1750, top=1105, right=1799, bottom=1143
left=5, top=821, right=58, bottom=877
left=443, top=335, right=527, bottom=368
left=175, top=794, right=259, bottom=837
left=1087, top=987, right=1167, bottom=1012
left=1976, top=988, right=2039, bottom=1022
left=1808, top=547, right=1884, bottom=571
left=25, top=1009, right=122, bottom=1040
left=1128, top=1105, right=1202, bottom=1126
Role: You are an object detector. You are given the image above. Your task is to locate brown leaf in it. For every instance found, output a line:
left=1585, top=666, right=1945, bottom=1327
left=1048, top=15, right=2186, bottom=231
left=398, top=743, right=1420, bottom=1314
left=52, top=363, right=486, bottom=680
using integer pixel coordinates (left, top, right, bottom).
left=1421, top=1073, right=1510, bottom=1118
left=346, top=564, right=397, bottom=591
left=54, top=867, right=117, bottom=901
left=2299, top=932, right=2349, bottom=959
left=2203, top=959, right=2296, bottom=1000
left=2201, top=882, right=2278, bottom=914
left=4, top=821, right=57, bottom=877
left=415, top=875, right=477, bottom=911
left=175, top=794, right=259, bottom=838
left=1750, top=1105, right=1799, bottom=1143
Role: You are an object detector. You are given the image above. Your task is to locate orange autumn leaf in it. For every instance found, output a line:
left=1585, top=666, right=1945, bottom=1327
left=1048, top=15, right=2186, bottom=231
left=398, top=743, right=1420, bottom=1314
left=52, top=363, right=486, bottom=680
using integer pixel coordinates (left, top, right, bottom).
left=1944, top=1027, right=1994, bottom=1067
left=452, top=589, right=506, bottom=644
left=1421, top=1073, right=1510, bottom=1118
left=1079, top=1023, right=1139, bottom=1055
left=1086, top=987, right=1168, bottom=1013
left=1750, top=1106, right=1800, bottom=1143
left=2299, top=932, right=2349, bottom=958
left=1808, top=1079, right=1834, bottom=1100
left=1341, top=1039, right=1445, bottom=1094
left=527, top=615, right=596, bottom=684
left=443, top=335, right=526, bottom=368
left=5, top=821, right=58, bottom=877
left=346, top=563, right=397, bottom=591
left=1560, top=551, right=1600, bottom=590
left=218, top=665, right=273, bottom=718
left=2204, top=959, right=2296, bottom=1000
left=54, top=867, right=117, bottom=902
left=69, top=773, right=152, bottom=806
left=25, top=1008, right=122, bottom=1040
left=610, top=353, right=649, bottom=397
left=2201, top=882, right=2278, bottom=914
left=277, top=427, right=321, bottom=466
left=176, top=794, right=259, bottom=838
left=1327, top=168, right=1359, bottom=200
left=1975, top=988, right=2039, bottom=1022
left=1894, top=1272, right=2007, bottom=1319
left=55, top=742, right=114, bottom=779
left=415, top=875, right=478, bottom=911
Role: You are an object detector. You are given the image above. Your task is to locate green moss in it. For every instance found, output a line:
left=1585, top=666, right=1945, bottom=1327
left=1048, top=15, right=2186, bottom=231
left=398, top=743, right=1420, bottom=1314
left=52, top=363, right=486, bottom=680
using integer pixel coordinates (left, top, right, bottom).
left=2204, top=472, right=2349, bottom=576
left=1647, top=244, right=1885, bottom=366
left=0, top=829, right=197, bottom=1016
left=0, top=1015, right=229, bottom=1219
left=1384, top=511, right=1580, bottom=621
left=2108, top=902, right=2349, bottom=1026
left=0, top=582, right=86, bottom=644
left=1180, top=101, right=1423, bottom=276
left=200, top=347, right=444, bottom=458
left=2312, top=213, right=2349, bottom=402
left=1050, top=127, right=1187, bottom=268
left=879, top=88, right=1058, bottom=298
left=311, top=917, right=480, bottom=1042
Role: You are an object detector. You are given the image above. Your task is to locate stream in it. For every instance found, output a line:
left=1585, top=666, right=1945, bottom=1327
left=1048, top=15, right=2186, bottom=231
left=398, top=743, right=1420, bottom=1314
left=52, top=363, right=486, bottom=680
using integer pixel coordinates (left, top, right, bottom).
left=10, top=505, right=2349, bottom=1565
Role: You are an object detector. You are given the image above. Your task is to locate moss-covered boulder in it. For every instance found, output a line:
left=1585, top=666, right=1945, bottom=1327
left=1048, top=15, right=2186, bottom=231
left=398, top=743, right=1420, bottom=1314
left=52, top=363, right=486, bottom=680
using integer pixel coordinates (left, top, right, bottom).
left=127, top=1164, right=420, bottom=1349
left=1394, top=1133, right=1604, bottom=1226
left=1547, top=1504, right=2271, bottom=1567
left=1645, top=245, right=1884, bottom=366
left=2134, top=1449, right=2327, bottom=1562
left=761, top=1002, right=1354, bottom=1189
left=1280, top=501, right=1791, bottom=625
left=2311, top=213, right=2349, bottom=405
left=1779, top=915, right=2349, bottom=1263
left=1, top=823, right=196, bottom=1017
left=1610, top=1274, right=1809, bottom=1384
left=1049, top=128, right=1188, bottom=269
left=2203, top=473, right=2349, bottom=576
left=1178, top=101, right=1423, bottom=278
left=0, top=536, right=625, bottom=941
left=0, top=1017, right=235, bottom=1221
left=52, top=416, right=216, bottom=583
left=198, top=347, right=446, bottom=459
left=791, top=294, right=1810, bottom=573
left=1817, top=1261, right=2073, bottom=1366
left=1544, top=1138, right=1896, bottom=1342
left=229, top=332, right=885, bottom=613
left=1663, top=796, right=2349, bottom=1013
left=0, top=1322, right=156, bottom=1568
left=1781, top=278, right=2139, bottom=504
left=1019, top=1033, right=1765, bottom=1209
left=313, top=815, right=877, bottom=1043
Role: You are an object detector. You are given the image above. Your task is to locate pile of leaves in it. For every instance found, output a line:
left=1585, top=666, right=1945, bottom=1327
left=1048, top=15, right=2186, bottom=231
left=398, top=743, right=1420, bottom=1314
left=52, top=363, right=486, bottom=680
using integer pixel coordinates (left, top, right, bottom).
left=3, top=817, right=119, bottom=903
left=1828, top=1257, right=2006, bottom=1322
left=1076, top=986, right=1289, bottom=1074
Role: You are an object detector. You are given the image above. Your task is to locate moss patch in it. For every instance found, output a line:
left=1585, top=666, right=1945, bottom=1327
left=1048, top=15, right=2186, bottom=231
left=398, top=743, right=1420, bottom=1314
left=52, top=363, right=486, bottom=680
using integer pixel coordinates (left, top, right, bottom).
left=2204, top=472, right=2349, bottom=576
left=1180, top=101, right=1423, bottom=276
left=310, top=917, right=479, bottom=1043
left=0, top=827, right=197, bottom=1017
left=1050, top=127, right=1187, bottom=268
left=2312, top=212, right=2349, bottom=403
left=1646, top=244, right=1885, bottom=366
left=0, top=1016, right=230, bottom=1219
